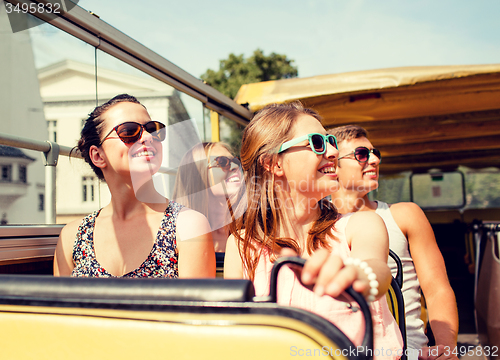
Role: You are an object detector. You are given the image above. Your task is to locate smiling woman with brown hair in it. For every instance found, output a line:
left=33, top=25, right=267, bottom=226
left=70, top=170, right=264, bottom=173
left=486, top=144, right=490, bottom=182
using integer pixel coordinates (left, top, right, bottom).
left=224, top=102, right=403, bottom=359
left=53, top=94, right=215, bottom=278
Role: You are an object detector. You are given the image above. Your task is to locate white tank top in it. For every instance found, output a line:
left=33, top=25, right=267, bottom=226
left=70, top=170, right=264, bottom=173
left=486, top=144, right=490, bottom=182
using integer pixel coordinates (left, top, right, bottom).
left=375, top=201, right=428, bottom=351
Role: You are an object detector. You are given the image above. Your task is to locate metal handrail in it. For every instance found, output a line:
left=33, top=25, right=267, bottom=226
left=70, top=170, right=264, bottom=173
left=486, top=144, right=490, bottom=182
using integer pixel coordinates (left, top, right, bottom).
left=0, top=133, right=79, bottom=158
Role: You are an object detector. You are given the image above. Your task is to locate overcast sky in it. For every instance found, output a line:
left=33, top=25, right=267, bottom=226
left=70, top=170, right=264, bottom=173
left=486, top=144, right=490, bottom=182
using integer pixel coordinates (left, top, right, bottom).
left=68, top=0, right=500, bottom=79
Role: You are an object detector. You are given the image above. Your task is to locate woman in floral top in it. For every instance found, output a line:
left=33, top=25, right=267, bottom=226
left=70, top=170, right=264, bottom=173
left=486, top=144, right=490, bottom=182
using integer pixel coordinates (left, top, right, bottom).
left=54, top=94, right=215, bottom=278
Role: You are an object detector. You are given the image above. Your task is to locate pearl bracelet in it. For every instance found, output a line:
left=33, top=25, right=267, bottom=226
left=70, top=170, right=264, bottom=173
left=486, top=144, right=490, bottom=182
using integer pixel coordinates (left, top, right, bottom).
left=343, top=257, right=379, bottom=303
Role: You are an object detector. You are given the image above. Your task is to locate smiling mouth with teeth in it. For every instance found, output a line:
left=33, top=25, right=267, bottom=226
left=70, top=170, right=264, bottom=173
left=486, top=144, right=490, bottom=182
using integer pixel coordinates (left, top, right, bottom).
left=364, top=171, right=377, bottom=176
left=226, top=175, right=241, bottom=183
left=320, top=166, right=336, bottom=174
left=132, top=151, right=155, bottom=158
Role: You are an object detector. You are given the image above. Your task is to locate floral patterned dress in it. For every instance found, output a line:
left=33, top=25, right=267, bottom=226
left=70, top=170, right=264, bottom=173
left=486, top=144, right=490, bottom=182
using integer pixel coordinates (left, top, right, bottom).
left=71, top=201, right=182, bottom=278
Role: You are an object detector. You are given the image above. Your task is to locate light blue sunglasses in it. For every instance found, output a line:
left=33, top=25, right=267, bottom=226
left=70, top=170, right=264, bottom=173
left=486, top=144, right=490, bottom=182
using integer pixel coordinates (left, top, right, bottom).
left=278, top=133, right=338, bottom=155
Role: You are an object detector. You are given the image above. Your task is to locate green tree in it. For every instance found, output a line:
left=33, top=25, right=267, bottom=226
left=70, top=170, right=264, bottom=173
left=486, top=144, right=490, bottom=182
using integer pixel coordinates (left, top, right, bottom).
left=201, top=49, right=298, bottom=152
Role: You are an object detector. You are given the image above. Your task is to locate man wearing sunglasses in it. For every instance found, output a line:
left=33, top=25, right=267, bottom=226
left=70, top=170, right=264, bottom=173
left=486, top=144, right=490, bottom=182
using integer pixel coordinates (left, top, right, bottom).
left=328, top=125, right=458, bottom=360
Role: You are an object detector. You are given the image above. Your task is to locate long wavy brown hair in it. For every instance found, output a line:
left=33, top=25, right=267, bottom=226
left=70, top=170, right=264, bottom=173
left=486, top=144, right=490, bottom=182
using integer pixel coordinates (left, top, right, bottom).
left=232, top=102, right=339, bottom=280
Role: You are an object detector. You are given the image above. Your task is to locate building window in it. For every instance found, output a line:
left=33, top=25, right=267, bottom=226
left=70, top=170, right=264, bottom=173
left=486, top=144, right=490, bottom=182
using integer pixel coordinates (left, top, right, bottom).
left=82, top=176, right=95, bottom=202
left=38, top=194, right=44, bottom=211
left=19, top=165, right=27, bottom=183
left=47, top=120, right=57, bottom=143
left=1, top=165, right=12, bottom=182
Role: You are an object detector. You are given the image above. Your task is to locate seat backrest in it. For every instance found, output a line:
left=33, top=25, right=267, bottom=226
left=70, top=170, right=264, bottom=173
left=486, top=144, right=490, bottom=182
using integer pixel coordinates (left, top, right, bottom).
left=0, top=302, right=352, bottom=360
left=0, top=274, right=367, bottom=360
left=386, top=251, right=407, bottom=360
left=386, top=278, right=407, bottom=351
left=389, top=249, right=403, bottom=289
left=216, top=251, right=225, bottom=277
left=475, top=222, right=500, bottom=352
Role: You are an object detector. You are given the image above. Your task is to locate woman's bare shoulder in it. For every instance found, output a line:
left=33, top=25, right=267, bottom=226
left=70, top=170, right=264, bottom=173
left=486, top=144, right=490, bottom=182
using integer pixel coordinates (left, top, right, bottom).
left=60, top=216, right=85, bottom=240
left=177, top=206, right=211, bottom=228
left=176, top=207, right=212, bottom=240
left=344, top=211, right=387, bottom=244
left=347, top=211, right=385, bottom=227
left=55, top=216, right=85, bottom=263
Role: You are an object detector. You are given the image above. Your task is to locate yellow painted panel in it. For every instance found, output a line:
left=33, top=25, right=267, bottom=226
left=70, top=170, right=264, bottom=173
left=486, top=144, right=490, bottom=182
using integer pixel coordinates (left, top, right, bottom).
left=0, top=305, right=349, bottom=360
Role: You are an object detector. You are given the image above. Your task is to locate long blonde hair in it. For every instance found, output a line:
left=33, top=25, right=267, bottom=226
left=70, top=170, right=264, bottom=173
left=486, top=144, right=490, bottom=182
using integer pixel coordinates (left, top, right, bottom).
left=233, top=102, right=338, bottom=280
left=172, top=142, right=236, bottom=224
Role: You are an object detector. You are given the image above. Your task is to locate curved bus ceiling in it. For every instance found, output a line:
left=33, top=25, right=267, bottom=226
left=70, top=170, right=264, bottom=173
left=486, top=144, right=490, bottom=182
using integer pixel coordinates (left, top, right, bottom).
left=235, top=64, right=500, bottom=174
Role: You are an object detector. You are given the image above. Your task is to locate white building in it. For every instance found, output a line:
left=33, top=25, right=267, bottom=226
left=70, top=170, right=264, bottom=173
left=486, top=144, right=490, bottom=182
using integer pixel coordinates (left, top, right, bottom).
left=0, top=3, right=47, bottom=225
left=1, top=2, right=195, bottom=225
left=0, top=146, right=37, bottom=225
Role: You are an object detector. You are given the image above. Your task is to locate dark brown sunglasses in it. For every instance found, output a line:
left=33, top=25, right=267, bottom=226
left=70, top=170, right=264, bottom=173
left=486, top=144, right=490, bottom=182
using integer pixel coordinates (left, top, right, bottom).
left=100, top=121, right=166, bottom=145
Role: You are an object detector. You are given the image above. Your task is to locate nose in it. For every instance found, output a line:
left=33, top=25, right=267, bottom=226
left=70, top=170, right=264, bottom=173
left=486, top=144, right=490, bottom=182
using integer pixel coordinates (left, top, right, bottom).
left=139, top=128, right=154, bottom=144
left=368, top=151, right=380, bottom=166
left=324, top=142, right=339, bottom=162
left=228, top=163, right=238, bottom=172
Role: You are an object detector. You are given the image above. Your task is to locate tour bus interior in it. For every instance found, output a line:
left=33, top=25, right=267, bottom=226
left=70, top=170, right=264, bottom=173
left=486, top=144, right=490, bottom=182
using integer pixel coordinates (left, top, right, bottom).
left=1, top=0, right=500, bottom=357
left=236, top=67, right=500, bottom=345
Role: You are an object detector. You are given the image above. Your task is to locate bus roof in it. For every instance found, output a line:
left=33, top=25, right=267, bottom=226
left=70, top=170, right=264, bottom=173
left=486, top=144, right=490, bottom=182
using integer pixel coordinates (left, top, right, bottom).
left=235, top=64, right=500, bottom=174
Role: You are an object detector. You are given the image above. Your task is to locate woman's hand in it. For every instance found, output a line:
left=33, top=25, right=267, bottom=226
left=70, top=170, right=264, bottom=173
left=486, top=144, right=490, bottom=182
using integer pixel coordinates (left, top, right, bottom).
left=280, top=248, right=369, bottom=300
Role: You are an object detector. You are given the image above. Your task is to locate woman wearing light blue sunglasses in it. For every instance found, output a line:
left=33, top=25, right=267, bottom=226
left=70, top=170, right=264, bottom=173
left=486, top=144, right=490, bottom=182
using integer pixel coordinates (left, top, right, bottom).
left=225, top=102, right=403, bottom=359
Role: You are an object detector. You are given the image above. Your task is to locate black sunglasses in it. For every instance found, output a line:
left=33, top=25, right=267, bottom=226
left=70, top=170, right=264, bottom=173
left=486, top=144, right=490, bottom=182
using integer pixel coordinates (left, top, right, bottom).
left=100, top=121, right=166, bottom=145
left=338, top=146, right=381, bottom=163
left=208, top=156, right=240, bottom=170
